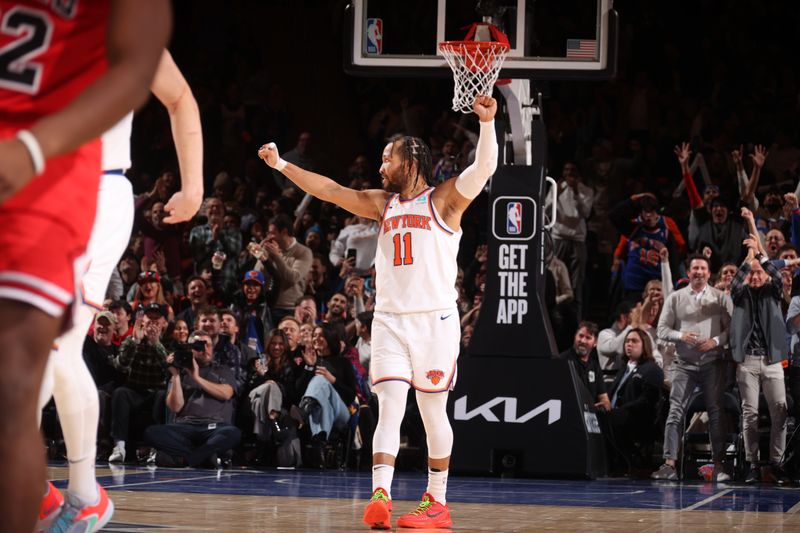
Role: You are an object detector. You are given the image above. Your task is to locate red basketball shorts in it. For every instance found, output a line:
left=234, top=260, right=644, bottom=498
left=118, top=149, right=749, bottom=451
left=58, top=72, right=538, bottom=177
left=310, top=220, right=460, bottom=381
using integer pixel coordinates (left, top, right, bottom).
left=0, top=125, right=101, bottom=317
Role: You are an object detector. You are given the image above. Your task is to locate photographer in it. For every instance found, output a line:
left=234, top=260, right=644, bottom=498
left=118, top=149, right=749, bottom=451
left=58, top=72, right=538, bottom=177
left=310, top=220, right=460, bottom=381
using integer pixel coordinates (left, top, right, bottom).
left=197, top=306, right=246, bottom=393
left=144, top=331, right=241, bottom=468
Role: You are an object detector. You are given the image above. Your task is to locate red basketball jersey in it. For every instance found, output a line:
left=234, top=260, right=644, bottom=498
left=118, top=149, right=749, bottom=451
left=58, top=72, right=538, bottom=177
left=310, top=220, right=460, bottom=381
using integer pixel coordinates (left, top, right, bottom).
left=0, top=0, right=109, bottom=124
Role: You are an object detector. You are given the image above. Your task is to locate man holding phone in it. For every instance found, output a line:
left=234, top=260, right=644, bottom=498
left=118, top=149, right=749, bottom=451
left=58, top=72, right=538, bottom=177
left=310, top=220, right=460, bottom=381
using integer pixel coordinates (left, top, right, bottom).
left=145, top=330, right=240, bottom=467
left=259, top=214, right=313, bottom=321
left=329, top=215, right=379, bottom=274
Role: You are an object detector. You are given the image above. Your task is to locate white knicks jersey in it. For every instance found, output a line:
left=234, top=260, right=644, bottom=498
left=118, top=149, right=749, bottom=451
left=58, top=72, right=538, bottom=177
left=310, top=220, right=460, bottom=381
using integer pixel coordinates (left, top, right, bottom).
left=101, top=111, right=133, bottom=171
left=375, top=187, right=461, bottom=313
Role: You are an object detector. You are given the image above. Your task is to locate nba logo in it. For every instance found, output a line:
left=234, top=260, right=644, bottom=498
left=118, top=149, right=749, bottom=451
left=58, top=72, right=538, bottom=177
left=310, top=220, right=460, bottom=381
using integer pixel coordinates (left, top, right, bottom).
left=506, top=202, right=522, bottom=235
left=492, top=196, right=535, bottom=241
left=366, top=18, right=382, bottom=55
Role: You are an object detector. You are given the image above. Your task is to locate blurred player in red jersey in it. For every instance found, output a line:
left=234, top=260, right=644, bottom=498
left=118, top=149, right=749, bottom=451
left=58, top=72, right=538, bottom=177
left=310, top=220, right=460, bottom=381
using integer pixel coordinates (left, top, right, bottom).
left=36, top=49, right=203, bottom=533
left=0, top=1, right=171, bottom=531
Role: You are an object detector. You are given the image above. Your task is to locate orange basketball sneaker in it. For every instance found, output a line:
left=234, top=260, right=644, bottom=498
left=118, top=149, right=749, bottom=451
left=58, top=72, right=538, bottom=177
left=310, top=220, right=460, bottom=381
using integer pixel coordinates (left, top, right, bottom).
left=47, top=483, right=114, bottom=533
left=396, top=492, right=453, bottom=529
left=36, top=482, right=64, bottom=531
left=362, top=487, right=392, bottom=529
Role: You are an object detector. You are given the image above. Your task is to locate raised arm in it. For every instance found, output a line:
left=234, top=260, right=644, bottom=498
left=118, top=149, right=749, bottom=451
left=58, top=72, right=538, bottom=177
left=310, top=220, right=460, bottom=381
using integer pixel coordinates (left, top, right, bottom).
left=150, top=49, right=204, bottom=223
left=660, top=246, right=674, bottom=299
left=730, top=247, right=753, bottom=302
left=432, top=95, right=498, bottom=228
left=744, top=144, right=768, bottom=204
left=675, top=142, right=703, bottom=209
left=259, top=144, right=389, bottom=221
left=741, top=208, right=766, bottom=255
left=733, top=145, right=757, bottom=210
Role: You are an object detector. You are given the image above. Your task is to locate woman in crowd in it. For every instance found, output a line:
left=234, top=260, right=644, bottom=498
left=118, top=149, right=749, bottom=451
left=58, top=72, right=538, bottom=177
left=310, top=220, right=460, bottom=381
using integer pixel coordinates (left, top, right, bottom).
left=130, top=270, right=175, bottom=322
left=246, top=329, right=297, bottom=439
left=294, top=321, right=356, bottom=466
left=605, top=328, right=664, bottom=473
left=163, top=319, right=190, bottom=352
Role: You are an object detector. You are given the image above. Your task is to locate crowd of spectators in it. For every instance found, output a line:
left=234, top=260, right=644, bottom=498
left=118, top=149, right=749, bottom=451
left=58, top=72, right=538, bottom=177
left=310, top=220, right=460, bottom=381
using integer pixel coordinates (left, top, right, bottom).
left=38, top=1, right=800, bottom=477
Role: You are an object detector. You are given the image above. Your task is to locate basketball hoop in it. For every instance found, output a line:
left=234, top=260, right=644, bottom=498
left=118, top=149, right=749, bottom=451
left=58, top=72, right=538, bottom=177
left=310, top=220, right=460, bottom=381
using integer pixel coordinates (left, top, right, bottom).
left=439, top=23, right=510, bottom=114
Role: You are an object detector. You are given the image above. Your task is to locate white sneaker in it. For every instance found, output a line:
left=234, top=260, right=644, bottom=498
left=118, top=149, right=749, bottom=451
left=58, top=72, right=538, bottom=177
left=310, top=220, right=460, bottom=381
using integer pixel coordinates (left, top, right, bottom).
left=712, top=467, right=731, bottom=482
left=108, top=446, right=126, bottom=463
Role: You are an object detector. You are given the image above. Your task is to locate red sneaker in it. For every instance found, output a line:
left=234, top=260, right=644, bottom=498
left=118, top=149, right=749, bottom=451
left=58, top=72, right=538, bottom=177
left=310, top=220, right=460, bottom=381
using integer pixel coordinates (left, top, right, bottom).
left=396, top=492, right=452, bottom=529
left=35, top=482, right=63, bottom=531
left=48, top=484, right=114, bottom=533
left=362, top=487, right=392, bottom=529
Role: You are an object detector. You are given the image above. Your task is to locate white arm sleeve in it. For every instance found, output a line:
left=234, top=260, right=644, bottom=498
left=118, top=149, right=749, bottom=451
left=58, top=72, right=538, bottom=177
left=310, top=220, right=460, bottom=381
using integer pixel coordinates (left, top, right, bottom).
left=455, top=120, right=498, bottom=199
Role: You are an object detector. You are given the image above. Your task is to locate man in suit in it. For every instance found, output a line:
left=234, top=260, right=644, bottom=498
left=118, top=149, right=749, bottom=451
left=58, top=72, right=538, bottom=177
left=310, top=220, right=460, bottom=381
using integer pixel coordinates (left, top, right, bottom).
left=652, top=254, right=733, bottom=482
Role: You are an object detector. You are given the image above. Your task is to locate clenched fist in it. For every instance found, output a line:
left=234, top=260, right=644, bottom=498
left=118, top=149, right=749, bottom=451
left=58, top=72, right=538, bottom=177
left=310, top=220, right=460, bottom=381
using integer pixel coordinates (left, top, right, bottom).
left=473, top=94, right=497, bottom=122
left=258, top=142, right=282, bottom=169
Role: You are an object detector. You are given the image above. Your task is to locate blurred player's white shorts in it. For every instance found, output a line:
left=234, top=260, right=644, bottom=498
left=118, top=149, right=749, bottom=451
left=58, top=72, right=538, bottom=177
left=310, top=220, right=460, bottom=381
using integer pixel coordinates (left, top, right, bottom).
left=79, top=171, right=134, bottom=311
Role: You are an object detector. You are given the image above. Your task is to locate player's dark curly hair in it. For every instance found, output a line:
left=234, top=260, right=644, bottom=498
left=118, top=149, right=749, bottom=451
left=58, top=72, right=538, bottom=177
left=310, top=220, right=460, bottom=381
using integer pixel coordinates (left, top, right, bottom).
left=388, top=134, right=434, bottom=188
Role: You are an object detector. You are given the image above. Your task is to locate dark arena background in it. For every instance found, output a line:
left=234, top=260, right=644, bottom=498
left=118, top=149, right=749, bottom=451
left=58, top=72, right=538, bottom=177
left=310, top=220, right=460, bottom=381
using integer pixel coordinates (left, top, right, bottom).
left=41, top=0, right=800, bottom=531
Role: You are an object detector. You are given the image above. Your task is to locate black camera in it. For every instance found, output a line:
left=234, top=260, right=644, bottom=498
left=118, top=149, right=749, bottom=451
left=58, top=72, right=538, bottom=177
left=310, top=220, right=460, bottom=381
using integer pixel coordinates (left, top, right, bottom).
left=172, top=339, right=206, bottom=369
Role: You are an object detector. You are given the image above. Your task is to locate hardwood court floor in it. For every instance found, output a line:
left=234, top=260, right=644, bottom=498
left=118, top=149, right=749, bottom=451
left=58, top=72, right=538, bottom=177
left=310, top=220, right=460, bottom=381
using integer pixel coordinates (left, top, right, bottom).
left=47, top=465, right=800, bottom=532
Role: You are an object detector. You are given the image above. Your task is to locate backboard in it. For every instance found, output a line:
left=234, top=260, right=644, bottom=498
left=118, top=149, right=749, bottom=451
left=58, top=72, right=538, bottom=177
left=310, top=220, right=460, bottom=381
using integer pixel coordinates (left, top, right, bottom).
left=345, top=0, right=618, bottom=80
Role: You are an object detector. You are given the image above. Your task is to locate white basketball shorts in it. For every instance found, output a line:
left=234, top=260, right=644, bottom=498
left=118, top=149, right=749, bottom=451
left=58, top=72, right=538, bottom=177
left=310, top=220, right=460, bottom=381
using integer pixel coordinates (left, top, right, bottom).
left=80, top=171, right=134, bottom=310
left=370, top=307, right=460, bottom=393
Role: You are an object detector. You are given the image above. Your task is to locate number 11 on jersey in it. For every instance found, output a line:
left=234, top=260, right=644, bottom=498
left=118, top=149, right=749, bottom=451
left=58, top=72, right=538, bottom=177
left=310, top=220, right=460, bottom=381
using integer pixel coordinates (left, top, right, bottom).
left=392, top=232, right=413, bottom=266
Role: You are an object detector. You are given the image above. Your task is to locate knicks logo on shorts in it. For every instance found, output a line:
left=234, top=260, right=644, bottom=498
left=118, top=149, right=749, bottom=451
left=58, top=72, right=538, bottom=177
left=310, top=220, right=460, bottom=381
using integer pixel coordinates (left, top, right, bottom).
left=426, top=369, right=445, bottom=385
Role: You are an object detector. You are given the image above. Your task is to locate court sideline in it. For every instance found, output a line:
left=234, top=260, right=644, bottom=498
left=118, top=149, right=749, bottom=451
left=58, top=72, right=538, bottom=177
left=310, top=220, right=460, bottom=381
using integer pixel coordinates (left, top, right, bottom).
left=46, top=465, right=800, bottom=532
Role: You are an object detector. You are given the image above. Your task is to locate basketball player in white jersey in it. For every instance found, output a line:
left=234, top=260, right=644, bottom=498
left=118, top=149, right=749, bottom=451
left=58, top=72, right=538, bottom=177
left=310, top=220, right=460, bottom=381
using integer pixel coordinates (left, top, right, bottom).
left=259, top=95, right=497, bottom=530
left=36, top=50, right=202, bottom=532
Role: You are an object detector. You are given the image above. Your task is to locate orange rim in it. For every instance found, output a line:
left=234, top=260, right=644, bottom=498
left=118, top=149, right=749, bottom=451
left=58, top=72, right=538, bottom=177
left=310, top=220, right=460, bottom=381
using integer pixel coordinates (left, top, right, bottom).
left=438, top=40, right=510, bottom=54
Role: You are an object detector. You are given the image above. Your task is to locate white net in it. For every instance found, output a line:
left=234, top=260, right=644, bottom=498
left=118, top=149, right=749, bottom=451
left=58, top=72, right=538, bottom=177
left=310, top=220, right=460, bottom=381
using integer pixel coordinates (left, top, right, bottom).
left=439, top=41, right=510, bottom=114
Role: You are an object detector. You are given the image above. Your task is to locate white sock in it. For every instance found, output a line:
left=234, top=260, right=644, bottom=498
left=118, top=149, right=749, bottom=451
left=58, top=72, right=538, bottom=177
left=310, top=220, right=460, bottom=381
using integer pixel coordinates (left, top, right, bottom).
left=427, top=468, right=448, bottom=504
left=372, top=464, right=395, bottom=497
left=68, top=455, right=98, bottom=503
left=115, top=440, right=125, bottom=451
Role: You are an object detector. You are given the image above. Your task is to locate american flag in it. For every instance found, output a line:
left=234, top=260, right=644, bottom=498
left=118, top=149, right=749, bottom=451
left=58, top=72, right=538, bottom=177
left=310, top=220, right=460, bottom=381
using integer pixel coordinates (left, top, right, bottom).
left=566, top=39, right=597, bottom=59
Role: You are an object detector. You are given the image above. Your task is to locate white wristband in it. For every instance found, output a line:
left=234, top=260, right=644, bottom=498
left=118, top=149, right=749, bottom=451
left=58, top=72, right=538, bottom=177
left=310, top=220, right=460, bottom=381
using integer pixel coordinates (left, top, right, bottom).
left=265, top=142, right=287, bottom=171
left=16, top=129, right=45, bottom=175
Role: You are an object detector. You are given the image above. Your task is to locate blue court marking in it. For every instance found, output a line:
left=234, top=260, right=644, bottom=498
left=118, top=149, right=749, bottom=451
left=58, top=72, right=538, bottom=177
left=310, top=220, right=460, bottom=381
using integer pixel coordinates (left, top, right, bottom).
left=53, top=467, right=800, bottom=513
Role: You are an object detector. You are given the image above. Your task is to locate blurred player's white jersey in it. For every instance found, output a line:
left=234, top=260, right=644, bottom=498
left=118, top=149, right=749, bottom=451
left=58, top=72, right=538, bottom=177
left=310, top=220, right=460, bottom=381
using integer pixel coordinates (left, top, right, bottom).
left=374, top=187, right=461, bottom=313
left=101, top=112, right=133, bottom=171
